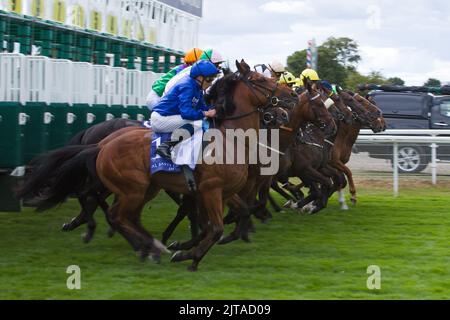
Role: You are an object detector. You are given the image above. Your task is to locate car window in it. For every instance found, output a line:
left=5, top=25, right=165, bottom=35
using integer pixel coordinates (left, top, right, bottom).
left=440, top=101, right=450, bottom=117
left=373, top=94, right=425, bottom=116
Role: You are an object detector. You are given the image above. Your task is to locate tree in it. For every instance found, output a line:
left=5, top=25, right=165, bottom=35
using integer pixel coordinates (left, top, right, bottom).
left=387, top=77, right=405, bottom=86
left=321, top=37, right=361, bottom=69
left=345, top=70, right=388, bottom=91
left=424, top=78, right=441, bottom=87
left=286, top=37, right=353, bottom=85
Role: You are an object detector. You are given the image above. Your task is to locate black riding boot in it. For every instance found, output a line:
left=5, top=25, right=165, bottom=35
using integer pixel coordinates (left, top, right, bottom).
left=156, top=139, right=180, bottom=159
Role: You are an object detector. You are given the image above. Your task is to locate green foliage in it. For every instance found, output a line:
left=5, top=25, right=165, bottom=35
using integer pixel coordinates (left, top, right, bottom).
left=424, top=78, right=441, bottom=87
left=0, top=188, right=449, bottom=299
left=387, top=77, right=405, bottom=86
left=321, top=37, right=361, bottom=68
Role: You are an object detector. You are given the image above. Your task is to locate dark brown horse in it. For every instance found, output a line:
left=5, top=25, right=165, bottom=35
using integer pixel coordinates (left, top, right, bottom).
left=219, top=80, right=338, bottom=242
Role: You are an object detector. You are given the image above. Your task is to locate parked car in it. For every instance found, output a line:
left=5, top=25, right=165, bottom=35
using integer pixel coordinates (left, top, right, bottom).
left=354, top=90, right=450, bottom=173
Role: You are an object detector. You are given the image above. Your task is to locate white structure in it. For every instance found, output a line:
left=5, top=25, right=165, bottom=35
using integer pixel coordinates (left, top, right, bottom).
left=0, top=52, right=162, bottom=106
left=1, top=0, right=202, bottom=51
left=357, top=130, right=450, bottom=196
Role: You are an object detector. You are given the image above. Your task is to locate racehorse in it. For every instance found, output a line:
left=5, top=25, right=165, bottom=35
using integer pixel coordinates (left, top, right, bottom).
left=331, top=90, right=386, bottom=208
left=16, top=60, right=299, bottom=271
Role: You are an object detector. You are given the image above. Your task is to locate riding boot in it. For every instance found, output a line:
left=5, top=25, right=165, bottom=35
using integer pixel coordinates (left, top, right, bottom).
left=156, top=139, right=180, bottom=159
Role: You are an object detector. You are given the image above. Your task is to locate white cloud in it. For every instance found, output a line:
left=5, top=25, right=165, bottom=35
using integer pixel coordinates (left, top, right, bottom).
left=199, top=0, right=450, bottom=85
left=259, top=1, right=314, bottom=15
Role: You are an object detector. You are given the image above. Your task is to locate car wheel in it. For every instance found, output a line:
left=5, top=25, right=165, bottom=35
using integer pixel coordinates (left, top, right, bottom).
left=393, top=146, right=428, bottom=174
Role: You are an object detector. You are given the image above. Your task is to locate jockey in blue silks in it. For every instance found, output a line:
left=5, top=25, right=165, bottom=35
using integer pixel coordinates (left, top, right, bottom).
left=151, top=60, right=220, bottom=159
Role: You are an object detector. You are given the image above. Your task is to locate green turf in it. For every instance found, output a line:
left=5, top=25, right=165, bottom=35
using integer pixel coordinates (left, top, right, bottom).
left=0, top=186, right=449, bottom=300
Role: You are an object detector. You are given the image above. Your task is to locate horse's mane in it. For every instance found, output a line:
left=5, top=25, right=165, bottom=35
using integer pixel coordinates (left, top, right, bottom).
left=206, top=70, right=240, bottom=120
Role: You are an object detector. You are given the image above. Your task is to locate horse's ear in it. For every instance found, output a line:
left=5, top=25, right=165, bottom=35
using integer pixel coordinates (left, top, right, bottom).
left=305, top=78, right=313, bottom=94
left=236, top=59, right=250, bottom=76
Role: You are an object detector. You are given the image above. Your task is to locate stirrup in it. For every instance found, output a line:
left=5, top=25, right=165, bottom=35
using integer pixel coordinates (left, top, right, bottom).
left=182, top=166, right=197, bottom=193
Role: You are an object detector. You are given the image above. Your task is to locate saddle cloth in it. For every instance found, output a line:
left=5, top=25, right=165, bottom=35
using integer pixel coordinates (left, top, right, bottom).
left=145, top=121, right=203, bottom=175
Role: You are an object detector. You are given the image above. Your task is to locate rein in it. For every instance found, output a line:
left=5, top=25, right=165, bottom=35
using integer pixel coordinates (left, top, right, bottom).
left=220, top=73, right=289, bottom=121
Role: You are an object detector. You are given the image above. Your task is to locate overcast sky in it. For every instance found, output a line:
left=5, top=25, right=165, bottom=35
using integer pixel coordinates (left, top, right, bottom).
left=198, top=0, right=450, bottom=85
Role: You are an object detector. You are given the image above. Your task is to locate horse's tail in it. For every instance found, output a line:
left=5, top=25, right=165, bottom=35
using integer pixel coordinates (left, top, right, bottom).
left=16, top=144, right=100, bottom=212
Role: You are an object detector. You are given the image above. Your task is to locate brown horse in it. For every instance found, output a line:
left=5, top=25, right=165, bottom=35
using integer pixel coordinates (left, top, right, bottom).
left=217, top=79, right=338, bottom=244
left=17, top=60, right=298, bottom=271
left=330, top=90, right=386, bottom=208
left=267, top=86, right=378, bottom=212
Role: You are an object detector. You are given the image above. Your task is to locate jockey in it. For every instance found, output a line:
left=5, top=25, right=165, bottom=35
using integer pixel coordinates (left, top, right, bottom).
left=267, top=60, right=286, bottom=80
left=300, top=68, right=321, bottom=88
left=151, top=60, right=220, bottom=159
left=146, top=47, right=203, bottom=111
left=278, top=71, right=298, bottom=88
left=163, top=48, right=225, bottom=96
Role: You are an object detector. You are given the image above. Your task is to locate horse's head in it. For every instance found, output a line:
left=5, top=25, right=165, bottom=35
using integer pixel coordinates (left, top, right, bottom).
left=345, top=90, right=387, bottom=133
left=295, top=79, right=337, bottom=138
left=320, top=84, right=354, bottom=125
left=233, top=59, right=298, bottom=127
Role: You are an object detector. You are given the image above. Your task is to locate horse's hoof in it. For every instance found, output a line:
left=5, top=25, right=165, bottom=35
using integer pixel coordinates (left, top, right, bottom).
left=187, top=264, right=198, bottom=272
left=61, top=223, right=70, bottom=232
left=82, top=233, right=93, bottom=244
left=351, top=198, right=357, bottom=205
left=171, top=251, right=186, bottom=263
left=283, top=200, right=293, bottom=208
left=150, top=254, right=161, bottom=264
left=241, top=234, right=252, bottom=243
left=168, top=241, right=180, bottom=251
left=218, top=235, right=237, bottom=245
left=341, top=204, right=349, bottom=211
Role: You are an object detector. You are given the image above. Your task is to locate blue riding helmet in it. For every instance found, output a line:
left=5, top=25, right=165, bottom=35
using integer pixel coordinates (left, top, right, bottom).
left=321, top=80, right=333, bottom=92
left=190, top=60, right=220, bottom=78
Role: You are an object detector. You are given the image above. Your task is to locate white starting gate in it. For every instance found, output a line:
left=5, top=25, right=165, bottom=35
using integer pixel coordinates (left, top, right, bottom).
left=0, top=52, right=162, bottom=107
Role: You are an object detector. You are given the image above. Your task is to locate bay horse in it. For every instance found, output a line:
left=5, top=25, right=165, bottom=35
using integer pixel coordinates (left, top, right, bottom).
left=216, top=78, right=338, bottom=244
left=330, top=90, right=386, bottom=208
left=271, top=87, right=371, bottom=213
left=16, top=60, right=298, bottom=271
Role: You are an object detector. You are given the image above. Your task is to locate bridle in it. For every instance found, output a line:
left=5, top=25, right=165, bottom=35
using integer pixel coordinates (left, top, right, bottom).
left=221, top=72, right=297, bottom=122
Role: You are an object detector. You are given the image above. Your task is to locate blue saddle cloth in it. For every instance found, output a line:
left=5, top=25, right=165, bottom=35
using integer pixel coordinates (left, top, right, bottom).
left=150, top=132, right=182, bottom=175
left=144, top=120, right=210, bottom=175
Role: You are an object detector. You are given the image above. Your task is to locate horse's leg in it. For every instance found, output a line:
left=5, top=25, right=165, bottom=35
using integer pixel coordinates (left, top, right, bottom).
left=62, top=195, right=98, bottom=243
left=332, top=161, right=357, bottom=205
left=218, top=195, right=252, bottom=245
left=61, top=198, right=89, bottom=232
left=107, top=201, right=141, bottom=252
left=108, top=194, right=164, bottom=260
left=268, top=193, right=283, bottom=212
left=95, top=192, right=116, bottom=238
left=164, top=195, right=199, bottom=248
left=162, top=198, right=190, bottom=245
left=284, top=183, right=305, bottom=201
left=271, top=181, right=297, bottom=208
left=81, top=196, right=99, bottom=243
left=297, top=168, right=332, bottom=213
left=172, top=189, right=224, bottom=272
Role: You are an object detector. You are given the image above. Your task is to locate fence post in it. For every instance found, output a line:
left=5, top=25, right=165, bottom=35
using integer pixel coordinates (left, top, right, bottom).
left=431, top=142, right=438, bottom=185
left=393, top=142, right=399, bottom=197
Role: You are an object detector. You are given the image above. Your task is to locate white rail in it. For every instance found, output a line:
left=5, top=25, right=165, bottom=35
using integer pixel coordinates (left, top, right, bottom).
left=356, top=133, right=450, bottom=196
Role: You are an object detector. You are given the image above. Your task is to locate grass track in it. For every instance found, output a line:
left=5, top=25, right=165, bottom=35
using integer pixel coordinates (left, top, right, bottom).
left=0, top=186, right=449, bottom=299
